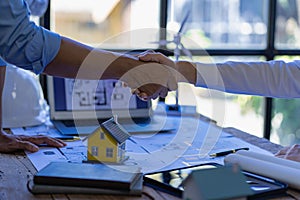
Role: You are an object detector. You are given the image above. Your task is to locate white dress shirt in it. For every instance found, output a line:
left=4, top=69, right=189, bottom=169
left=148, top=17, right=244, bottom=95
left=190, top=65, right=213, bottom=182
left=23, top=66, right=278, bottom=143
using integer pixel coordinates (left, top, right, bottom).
left=196, top=60, right=300, bottom=98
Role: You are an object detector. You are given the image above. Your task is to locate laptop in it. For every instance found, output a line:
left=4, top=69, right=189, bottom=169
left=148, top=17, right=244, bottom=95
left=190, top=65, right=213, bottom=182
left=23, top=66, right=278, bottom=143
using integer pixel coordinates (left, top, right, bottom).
left=47, top=76, right=175, bottom=135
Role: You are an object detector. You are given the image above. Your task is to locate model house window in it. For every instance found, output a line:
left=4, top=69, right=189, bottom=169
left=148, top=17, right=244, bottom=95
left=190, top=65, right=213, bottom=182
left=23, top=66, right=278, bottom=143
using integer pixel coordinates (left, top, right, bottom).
left=106, top=148, right=113, bottom=158
left=100, top=132, right=105, bottom=140
left=91, top=146, right=98, bottom=156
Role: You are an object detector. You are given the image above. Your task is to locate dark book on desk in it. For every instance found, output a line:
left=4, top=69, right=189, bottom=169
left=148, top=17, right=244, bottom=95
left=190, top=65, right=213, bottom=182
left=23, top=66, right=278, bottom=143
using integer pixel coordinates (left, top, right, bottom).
left=33, top=162, right=142, bottom=190
left=28, top=174, right=143, bottom=195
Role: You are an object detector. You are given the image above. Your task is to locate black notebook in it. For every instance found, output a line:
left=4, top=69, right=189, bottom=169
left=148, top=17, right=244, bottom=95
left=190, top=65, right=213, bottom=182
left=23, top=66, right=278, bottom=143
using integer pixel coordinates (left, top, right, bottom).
left=33, top=162, right=142, bottom=190
left=27, top=175, right=143, bottom=195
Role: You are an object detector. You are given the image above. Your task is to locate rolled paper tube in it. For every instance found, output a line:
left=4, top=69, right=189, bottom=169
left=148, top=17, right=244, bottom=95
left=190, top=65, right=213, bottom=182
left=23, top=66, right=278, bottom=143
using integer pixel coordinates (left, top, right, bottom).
left=224, top=153, right=300, bottom=189
left=236, top=150, right=300, bottom=170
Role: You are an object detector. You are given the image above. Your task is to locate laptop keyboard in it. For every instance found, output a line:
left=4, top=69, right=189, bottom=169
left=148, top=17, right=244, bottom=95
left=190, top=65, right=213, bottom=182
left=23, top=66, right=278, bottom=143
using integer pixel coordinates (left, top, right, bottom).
left=62, top=119, right=107, bottom=127
left=62, top=117, right=151, bottom=127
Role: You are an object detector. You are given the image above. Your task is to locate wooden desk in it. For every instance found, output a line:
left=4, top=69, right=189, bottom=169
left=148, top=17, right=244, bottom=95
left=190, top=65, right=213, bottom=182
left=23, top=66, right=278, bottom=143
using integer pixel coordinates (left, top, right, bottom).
left=0, top=121, right=299, bottom=200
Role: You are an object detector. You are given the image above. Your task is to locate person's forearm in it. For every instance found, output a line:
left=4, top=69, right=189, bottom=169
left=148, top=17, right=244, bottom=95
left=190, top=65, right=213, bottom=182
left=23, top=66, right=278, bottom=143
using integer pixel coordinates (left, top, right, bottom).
left=43, top=37, right=91, bottom=78
left=43, top=37, right=143, bottom=80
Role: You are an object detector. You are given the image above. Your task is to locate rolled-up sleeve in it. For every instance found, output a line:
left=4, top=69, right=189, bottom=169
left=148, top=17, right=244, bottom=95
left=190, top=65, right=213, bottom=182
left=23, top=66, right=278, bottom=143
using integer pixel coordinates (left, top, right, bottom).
left=0, top=58, right=6, bottom=66
left=0, top=0, right=61, bottom=74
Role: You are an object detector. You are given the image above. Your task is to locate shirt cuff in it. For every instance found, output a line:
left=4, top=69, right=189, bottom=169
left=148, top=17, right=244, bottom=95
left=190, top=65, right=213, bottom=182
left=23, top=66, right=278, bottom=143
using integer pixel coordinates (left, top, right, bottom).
left=195, top=62, right=225, bottom=91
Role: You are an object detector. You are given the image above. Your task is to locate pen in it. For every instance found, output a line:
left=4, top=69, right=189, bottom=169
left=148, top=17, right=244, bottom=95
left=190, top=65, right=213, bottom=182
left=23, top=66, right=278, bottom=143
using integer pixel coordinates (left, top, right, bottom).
left=209, top=147, right=249, bottom=157
left=55, top=136, right=81, bottom=141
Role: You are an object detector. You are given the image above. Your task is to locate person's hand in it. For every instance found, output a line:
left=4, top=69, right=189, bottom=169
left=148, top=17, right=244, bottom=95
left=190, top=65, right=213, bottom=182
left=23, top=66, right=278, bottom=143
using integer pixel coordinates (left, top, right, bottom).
left=275, top=144, right=300, bottom=162
left=126, top=51, right=178, bottom=101
left=133, top=84, right=169, bottom=101
left=121, top=51, right=178, bottom=101
left=0, top=129, right=66, bottom=153
left=138, top=51, right=176, bottom=68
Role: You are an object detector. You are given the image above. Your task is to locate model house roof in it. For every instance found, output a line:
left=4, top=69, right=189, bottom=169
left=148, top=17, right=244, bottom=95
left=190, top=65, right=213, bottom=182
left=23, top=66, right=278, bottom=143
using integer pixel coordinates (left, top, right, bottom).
left=100, top=118, right=131, bottom=144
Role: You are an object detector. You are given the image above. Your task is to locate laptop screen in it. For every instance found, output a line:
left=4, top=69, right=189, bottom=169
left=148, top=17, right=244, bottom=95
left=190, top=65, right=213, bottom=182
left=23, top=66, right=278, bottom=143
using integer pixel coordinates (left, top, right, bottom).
left=47, top=76, right=151, bottom=121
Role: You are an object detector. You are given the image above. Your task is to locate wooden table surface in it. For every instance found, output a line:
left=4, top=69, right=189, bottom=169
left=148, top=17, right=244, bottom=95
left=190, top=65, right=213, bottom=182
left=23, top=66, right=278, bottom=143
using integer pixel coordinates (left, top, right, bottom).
left=0, top=122, right=299, bottom=199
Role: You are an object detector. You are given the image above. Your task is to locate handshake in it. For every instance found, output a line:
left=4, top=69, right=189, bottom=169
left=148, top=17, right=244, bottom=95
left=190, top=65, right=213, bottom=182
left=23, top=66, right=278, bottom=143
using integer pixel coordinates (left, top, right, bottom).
left=121, top=51, right=195, bottom=101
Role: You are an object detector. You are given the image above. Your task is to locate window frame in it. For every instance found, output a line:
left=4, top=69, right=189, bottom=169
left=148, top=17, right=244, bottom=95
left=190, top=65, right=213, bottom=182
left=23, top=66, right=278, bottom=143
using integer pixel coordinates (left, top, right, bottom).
left=91, top=146, right=98, bottom=156
left=106, top=147, right=114, bottom=158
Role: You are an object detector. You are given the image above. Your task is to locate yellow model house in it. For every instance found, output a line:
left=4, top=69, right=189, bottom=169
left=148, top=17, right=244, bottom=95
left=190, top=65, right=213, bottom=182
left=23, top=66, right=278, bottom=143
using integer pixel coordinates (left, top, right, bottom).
left=87, top=118, right=131, bottom=163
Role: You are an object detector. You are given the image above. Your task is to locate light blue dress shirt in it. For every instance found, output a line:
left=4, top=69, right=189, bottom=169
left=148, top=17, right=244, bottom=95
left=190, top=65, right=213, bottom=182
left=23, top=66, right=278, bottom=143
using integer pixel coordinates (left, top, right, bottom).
left=0, top=58, right=6, bottom=66
left=0, top=0, right=61, bottom=74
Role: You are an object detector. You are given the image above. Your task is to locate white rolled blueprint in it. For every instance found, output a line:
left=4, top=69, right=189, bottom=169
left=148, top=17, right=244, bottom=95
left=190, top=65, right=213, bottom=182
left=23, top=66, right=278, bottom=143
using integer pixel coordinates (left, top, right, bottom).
left=224, top=151, right=300, bottom=189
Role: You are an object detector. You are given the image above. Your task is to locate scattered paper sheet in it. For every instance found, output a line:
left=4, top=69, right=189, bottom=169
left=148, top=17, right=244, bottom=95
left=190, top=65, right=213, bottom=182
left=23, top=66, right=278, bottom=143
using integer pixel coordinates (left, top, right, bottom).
left=11, top=116, right=272, bottom=173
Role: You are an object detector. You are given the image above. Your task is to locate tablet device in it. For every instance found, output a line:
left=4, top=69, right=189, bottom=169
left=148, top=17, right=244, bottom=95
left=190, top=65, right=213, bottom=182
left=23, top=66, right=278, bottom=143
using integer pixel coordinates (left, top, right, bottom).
left=144, top=163, right=288, bottom=199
